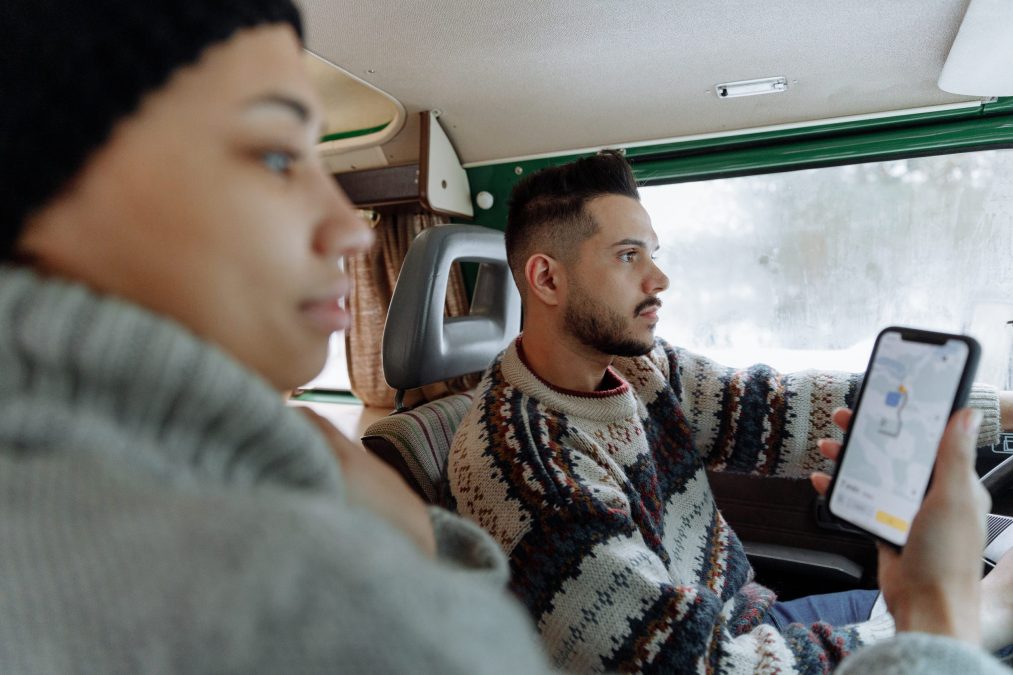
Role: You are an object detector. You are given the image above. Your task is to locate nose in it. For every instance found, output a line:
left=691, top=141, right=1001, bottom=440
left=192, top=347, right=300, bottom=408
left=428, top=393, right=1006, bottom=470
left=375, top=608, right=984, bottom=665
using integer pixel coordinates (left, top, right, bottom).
left=311, top=168, right=374, bottom=260
left=645, top=259, right=669, bottom=295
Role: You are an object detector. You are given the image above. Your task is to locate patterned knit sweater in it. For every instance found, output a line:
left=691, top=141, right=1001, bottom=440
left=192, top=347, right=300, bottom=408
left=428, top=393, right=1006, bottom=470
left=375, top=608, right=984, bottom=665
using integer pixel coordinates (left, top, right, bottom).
left=447, top=338, right=1001, bottom=674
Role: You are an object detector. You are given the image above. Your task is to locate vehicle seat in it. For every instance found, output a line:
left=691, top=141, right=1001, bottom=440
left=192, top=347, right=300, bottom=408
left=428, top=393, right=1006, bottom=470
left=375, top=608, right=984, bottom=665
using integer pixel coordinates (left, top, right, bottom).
left=360, top=224, right=521, bottom=503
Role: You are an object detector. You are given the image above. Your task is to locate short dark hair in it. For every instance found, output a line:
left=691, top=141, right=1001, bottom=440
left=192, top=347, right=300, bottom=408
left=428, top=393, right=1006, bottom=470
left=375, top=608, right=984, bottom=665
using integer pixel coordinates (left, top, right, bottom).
left=505, top=150, right=639, bottom=291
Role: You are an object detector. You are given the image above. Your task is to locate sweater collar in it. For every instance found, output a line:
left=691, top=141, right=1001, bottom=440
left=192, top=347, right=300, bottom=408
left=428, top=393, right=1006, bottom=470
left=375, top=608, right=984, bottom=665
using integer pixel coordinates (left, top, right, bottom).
left=515, top=336, right=629, bottom=398
left=0, top=265, right=342, bottom=495
left=501, top=337, right=638, bottom=423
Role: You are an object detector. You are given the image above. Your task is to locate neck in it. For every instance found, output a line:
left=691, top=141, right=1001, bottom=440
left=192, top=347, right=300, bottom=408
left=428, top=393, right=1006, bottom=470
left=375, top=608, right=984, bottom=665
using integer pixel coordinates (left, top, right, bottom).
left=520, top=323, right=613, bottom=393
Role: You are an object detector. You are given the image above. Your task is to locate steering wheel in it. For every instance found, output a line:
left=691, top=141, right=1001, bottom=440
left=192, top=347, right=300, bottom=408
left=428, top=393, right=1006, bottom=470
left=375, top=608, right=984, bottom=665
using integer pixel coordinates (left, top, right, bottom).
left=981, top=452, right=1013, bottom=498
left=980, top=452, right=1013, bottom=571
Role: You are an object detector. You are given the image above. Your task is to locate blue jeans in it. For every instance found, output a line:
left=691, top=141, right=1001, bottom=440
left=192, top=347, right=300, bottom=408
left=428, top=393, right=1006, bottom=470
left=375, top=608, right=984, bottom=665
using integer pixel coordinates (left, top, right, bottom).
left=762, top=591, right=1013, bottom=659
left=762, top=589, right=879, bottom=630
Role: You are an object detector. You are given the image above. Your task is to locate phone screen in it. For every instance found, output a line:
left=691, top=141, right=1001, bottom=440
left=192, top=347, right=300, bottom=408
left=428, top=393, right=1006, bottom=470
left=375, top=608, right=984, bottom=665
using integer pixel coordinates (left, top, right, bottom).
left=828, top=330, right=971, bottom=546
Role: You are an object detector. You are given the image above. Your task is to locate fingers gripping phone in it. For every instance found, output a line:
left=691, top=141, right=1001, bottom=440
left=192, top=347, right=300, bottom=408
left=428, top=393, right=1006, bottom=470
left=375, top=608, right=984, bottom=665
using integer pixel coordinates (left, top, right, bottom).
left=827, top=327, right=980, bottom=548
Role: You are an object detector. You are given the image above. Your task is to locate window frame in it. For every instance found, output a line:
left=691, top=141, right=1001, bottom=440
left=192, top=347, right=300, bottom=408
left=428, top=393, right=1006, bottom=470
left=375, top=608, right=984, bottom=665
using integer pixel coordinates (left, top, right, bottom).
left=466, top=97, right=1013, bottom=231
left=460, top=96, right=1013, bottom=383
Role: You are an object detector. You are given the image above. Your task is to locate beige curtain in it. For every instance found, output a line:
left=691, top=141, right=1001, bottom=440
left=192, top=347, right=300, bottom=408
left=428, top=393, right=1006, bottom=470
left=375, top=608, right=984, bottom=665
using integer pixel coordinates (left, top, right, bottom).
left=345, top=211, right=474, bottom=407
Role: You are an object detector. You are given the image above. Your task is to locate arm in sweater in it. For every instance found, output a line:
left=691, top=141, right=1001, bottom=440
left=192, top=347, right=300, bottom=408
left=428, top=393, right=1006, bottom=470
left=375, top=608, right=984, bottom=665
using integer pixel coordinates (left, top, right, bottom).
left=662, top=342, right=1001, bottom=478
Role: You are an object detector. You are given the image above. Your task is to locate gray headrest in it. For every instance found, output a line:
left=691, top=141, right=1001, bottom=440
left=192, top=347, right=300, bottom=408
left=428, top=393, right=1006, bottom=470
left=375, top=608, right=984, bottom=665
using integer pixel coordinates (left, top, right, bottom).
left=382, top=224, right=520, bottom=398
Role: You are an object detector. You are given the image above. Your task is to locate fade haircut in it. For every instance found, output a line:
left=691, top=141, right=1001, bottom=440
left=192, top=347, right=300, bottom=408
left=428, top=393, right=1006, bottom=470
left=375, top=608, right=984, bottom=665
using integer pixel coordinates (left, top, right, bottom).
left=505, top=150, right=639, bottom=293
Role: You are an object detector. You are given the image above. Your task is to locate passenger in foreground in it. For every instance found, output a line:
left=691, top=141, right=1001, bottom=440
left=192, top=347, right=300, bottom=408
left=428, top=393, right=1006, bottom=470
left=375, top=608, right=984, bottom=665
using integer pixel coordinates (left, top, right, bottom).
left=446, top=150, right=1013, bottom=672
left=0, top=1, right=551, bottom=671
left=1, top=2, right=1008, bottom=672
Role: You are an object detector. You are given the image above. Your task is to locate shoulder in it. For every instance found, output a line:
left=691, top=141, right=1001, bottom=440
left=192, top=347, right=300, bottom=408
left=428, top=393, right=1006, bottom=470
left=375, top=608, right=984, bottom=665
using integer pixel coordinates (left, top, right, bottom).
left=173, top=489, right=548, bottom=672
left=451, top=349, right=529, bottom=452
left=447, top=350, right=546, bottom=507
left=451, top=340, right=585, bottom=454
left=4, top=447, right=544, bottom=671
left=137, top=471, right=542, bottom=670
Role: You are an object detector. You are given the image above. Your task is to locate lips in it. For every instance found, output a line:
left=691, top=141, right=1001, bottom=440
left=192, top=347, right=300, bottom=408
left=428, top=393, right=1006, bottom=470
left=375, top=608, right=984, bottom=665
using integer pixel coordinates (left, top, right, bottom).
left=300, top=298, right=350, bottom=333
left=301, top=278, right=352, bottom=333
left=635, top=298, right=662, bottom=318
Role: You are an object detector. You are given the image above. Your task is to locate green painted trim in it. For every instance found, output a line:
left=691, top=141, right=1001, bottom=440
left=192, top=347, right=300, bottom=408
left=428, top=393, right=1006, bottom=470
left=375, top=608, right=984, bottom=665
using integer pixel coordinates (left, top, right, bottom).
left=318, top=121, right=392, bottom=144
left=466, top=97, right=1013, bottom=233
left=468, top=154, right=584, bottom=233
left=625, top=105, right=984, bottom=161
left=292, top=390, right=361, bottom=404
left=635, top=115, right=1013, bottom=185
left=984, top=96, right=1013, bottom=115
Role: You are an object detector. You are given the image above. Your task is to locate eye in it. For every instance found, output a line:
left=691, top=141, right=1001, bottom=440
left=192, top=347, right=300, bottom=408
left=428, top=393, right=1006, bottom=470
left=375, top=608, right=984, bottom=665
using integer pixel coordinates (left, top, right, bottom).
left=261, top=149, right=298, bottom=175
left=619, top=250, right=637, bottom=263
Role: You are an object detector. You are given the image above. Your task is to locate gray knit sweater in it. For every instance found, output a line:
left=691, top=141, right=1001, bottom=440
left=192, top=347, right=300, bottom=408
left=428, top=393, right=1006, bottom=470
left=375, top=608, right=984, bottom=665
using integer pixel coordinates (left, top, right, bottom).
left=0, top=266, right=552, bottom=674
left=837, top=633, right=1009, bottom=674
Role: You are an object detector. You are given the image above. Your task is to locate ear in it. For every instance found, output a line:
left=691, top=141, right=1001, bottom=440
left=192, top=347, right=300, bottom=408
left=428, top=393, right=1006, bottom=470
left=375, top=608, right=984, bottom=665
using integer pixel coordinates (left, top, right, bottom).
left=523, top=253, right=564, bottom=307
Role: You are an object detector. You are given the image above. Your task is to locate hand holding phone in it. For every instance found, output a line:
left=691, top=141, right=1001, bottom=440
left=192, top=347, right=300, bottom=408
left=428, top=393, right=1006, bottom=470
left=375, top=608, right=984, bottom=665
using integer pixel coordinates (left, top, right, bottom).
left=827, top=327, right=980, bottom=547
left=818, top=408, right=988, bottom=646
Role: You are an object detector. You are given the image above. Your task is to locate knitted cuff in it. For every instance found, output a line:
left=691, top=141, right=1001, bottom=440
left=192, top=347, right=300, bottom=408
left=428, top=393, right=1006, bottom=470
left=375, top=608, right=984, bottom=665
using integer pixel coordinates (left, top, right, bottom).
left=836, top=633, right=1006, bottom=675
left=969, top=383, right=1001, bottom=448
left=429, top=507, right=511, bottom=585
left=854, top=608, right=896, bottom=645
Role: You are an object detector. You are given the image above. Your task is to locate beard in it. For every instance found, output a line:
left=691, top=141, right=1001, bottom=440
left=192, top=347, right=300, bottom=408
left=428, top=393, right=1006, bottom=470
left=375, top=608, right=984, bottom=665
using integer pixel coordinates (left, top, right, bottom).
left=563, top=280, right=656, bottom=357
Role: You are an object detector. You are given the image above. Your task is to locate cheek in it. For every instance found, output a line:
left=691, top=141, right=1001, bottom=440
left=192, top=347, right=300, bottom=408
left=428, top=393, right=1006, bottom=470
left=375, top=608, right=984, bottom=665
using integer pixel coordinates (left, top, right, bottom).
left=179, top=176, right=314, bottom=281
left=106, top=146, right=229, bottom=261
left=114, top=146, right=317, bottom=332
left=595, top=274, right=630, bottom=304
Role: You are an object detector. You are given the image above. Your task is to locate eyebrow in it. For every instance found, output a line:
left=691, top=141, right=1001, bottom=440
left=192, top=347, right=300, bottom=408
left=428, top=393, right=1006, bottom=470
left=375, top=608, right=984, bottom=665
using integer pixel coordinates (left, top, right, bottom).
left=611, top=238, right=660, bottom=251
left=243, top=94, right=322, bottom=133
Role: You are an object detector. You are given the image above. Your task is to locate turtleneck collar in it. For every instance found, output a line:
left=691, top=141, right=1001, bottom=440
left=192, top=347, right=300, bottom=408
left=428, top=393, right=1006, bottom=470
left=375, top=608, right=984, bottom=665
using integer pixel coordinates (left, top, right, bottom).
left=0, top=265, right=342, bottom=495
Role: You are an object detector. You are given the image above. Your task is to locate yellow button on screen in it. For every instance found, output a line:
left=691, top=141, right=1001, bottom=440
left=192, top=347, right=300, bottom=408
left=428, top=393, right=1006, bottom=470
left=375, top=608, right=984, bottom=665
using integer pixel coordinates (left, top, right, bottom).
left=875, top=510, right=909, bottom=532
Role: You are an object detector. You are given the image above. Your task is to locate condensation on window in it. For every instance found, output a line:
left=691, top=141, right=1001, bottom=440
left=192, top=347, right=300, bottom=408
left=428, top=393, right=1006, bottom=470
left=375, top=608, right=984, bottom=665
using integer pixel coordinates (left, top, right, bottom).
left=641, top=150, right=1013, bottom=387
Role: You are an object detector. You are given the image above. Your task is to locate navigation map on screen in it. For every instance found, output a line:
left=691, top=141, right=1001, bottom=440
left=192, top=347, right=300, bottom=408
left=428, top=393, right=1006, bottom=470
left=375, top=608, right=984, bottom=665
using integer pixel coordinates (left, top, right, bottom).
left=829, top=331, right=970, bottom=546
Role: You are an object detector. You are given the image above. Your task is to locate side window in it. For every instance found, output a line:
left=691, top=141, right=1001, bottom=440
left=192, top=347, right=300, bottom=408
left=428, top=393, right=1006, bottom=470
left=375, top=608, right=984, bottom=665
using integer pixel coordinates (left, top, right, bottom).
left=302, top=332, right=350, bottom=390
left=302, top=255, right=351, bottom=391
left=642, top=149, right=1013, bottom=387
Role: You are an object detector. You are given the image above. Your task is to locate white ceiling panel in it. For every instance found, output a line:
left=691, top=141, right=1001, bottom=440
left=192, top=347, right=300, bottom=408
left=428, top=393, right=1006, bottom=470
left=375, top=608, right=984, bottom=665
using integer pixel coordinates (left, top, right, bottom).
left=301, top=1, right=981, bottom=165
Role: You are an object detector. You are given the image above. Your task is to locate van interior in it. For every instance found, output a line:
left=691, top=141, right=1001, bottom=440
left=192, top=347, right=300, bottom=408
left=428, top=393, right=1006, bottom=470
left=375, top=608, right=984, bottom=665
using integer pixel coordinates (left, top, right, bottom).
left=289, top=0, right=1013, bottom=599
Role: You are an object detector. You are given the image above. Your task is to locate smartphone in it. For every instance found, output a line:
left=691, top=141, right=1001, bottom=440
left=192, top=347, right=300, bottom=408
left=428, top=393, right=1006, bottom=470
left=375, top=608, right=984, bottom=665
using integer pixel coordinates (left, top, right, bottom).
left=827, top=326, right=980, bottom=547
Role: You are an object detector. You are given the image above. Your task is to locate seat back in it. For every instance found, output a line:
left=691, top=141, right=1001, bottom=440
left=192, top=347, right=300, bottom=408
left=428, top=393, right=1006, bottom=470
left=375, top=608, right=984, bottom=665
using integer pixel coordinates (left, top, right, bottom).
left=361, top=224, right=520, bottom=502
left=361, top=392, right=475, bottom=502
left=382, top=223, right=520, bottom=410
